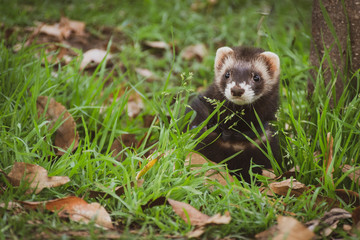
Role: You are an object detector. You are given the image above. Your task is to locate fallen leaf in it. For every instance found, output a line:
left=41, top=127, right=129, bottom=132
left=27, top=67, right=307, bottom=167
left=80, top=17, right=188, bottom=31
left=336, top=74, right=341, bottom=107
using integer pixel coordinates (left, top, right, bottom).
left=19, top=196, right=113, bottom=229
left=127, top=92, right=144, bottom=118
left=255, top=225, right=278, bottom=240
left=342, top=164, right=360, bottom=185
left=275, top=216, right=315, bottom=240
left=110, top=134, right=137, bottom=161
left=168, top=198, right=210, bottom=226
left=37, top=96, right=79, bottom=155
left=306, top=208, right=351, bottom=237
left=143, top=40, right=169, bottom=49
left=256, top=216, right=315, bottom=240
left=135, top=68, right=157, bottom=81
left=5, top=162, right=69, bottom=194
left=185, top=152, right=234, bottom=186
left=335, top=189, right=360, bottom=206
left=80, top=49, right=112, bottom=70
left=30, top=17, right=86, bottom=42
left=262, top=169, right=277, bottom=179
left=60, top=17, right=86, bottom=37
left=269, top=178, right=309, bottom=197
left=181, top=44, right=207, bottom=61
left=205, top=211, right=231, bottom=225
left=168, top=198, right=231, bottom=226
left=38, top=23, right=64, bottom=40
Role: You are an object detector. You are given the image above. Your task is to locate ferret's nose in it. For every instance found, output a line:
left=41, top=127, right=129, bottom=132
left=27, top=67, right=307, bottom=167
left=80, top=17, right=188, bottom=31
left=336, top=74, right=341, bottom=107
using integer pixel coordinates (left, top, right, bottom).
left=231, top=86, right=244, bottom=97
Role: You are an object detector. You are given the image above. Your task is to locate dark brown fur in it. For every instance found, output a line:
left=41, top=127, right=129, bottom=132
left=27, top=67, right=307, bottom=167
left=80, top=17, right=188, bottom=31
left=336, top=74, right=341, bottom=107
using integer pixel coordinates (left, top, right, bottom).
left=187, top=46, right=281, bottom=182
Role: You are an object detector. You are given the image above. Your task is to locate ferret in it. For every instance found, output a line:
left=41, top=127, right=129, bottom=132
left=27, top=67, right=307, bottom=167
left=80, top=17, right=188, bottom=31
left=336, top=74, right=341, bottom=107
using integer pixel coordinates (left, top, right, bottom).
left=187, top=46, right=281, bottom=183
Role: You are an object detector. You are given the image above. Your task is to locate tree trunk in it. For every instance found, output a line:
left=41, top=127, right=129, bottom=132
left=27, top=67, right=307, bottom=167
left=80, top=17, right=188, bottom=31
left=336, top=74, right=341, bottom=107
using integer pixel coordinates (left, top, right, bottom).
left=309, top=0, right=360, bottom=105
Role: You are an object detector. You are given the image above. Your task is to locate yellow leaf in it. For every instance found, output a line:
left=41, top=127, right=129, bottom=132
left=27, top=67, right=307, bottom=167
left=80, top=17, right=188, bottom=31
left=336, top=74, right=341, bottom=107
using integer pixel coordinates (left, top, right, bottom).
left=136, top=158, right=158, bottom=180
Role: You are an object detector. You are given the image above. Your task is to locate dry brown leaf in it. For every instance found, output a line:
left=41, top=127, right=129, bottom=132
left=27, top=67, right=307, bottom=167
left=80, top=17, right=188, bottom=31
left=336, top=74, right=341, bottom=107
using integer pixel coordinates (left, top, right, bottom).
left=255, top=225, right=278, bottom=240
left=185, top=152, right=234, bottom=186
left=168, top=198, right=210, bottom=226
left=342, top=164, right=360, bottom=185
left=181, top=44, right=207, bottom=61
left=335, top=189, right=360, bottom=206
left=275, top=216, right=315, bottom=240
left=6, top=162, right=69, bottom=194
left=19, top=196, right=113, bottom=229
left=60, top=17, right=86, bottom=37
left=80, top=49, right=112, bottom=70
left=262, top=169, right=277, bottom=179
left=168, top=198, right=231, bottom=226
left=34, top=17, right=86, bottom=41
left=38, top=23, right=64, bottom=40
left=37, top=96, right=79, bottom=155
left=127, top=92, right=144, bottom=118
left=205, top=211, right=231, bottom=225
left=110, top=134, right=138, bottom=161
left=269, top=178, right=309, bottom=197
left=143, top=40, right=169, bottom=49
left=135, top=68, right=157, bottom=81
left=306, top=208, right=351, bottom=237
left=168, top=198, right=231, bottom=238
left=256, top=216, right=315, bottom=240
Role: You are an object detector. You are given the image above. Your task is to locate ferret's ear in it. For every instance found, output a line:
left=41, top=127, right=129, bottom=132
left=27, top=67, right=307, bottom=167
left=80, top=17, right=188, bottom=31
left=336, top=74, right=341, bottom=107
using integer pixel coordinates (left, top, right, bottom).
left=215, top=47, right=234, bottom=71
left=259, top=51, right=280, bottom=77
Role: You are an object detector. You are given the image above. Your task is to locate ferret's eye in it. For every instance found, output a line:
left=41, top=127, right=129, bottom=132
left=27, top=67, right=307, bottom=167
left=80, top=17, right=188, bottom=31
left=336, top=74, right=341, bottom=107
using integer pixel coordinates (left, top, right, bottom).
left=253, top=74, right=260, bottom=82
left=225, top=72, right=231, bottom=79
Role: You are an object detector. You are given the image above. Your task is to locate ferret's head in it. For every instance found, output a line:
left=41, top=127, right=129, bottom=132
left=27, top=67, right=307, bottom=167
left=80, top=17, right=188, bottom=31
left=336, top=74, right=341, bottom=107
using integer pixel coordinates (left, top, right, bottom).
left=214, top=46, right=280, bottom=105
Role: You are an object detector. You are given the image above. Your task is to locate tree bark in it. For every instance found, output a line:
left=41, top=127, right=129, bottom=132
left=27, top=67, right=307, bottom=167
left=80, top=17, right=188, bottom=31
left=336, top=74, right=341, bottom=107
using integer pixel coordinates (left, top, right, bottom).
left=309, top=0, right=360, bottom=105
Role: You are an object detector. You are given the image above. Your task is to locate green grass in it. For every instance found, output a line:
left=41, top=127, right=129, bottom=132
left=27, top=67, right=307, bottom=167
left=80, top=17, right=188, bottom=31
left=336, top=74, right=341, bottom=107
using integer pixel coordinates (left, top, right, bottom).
left=1, top=0, right=360, bottom=239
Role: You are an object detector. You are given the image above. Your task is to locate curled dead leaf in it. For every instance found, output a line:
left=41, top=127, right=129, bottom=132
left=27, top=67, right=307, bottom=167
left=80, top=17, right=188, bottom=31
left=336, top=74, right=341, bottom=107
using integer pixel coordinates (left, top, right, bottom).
left=262, top=169, right=277, bottom=179
left=19, top=196, right=113, bottom=229
left=168, top=198, right=231, bottom=238
left=143, top=40, right=169, bottom=49
left=6, top=162, right=69, bottom=194
left=37, top=96, right=79, bottom=155
left=60, top=17, right=86, bottom=37
left=269, top=178, right=309, bottom=197
left=185, top=152, right=234, bottom=186
left=80, top=49, right=112, bottom=70
left=181, top=44, right=207, bottom=61
left=35, top=17, right=86, bottom=41
left=168, top=198, right=231, bottom=226
left=306, top=208, right=351, bottom=237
